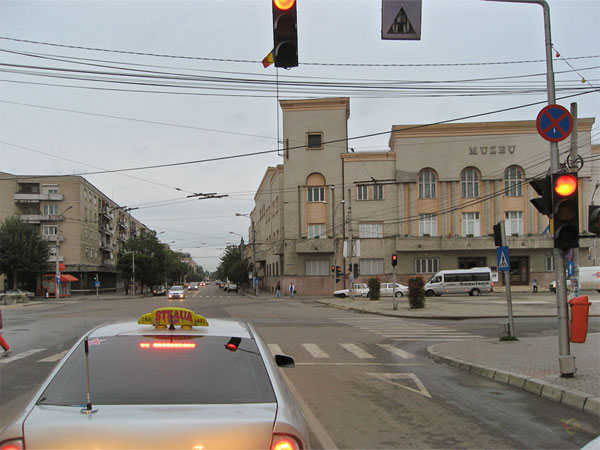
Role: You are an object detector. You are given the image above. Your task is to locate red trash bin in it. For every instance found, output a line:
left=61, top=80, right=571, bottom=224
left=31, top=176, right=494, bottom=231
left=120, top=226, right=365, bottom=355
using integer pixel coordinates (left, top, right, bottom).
left=568, top=295, right=591, bottom=343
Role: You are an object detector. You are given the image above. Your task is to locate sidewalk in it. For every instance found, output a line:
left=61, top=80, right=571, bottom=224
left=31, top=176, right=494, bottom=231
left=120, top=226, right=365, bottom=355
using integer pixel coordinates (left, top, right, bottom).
left=313, top=293, right=600, bottom=417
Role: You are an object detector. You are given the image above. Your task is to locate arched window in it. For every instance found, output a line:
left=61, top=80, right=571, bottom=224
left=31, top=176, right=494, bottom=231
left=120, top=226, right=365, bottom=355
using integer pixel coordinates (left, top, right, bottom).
left=461, top=168, right=479, bottom=198
left=306, top=173, right=326, bottom=203
left=504, top=166, right=523, bottom=197
left=418, top=169, right=437, bottom=199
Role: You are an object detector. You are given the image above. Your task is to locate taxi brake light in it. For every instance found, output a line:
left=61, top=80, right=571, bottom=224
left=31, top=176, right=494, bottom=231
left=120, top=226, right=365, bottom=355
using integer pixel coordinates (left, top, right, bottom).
left=270, top=434, right=300, bottom=450
left=139, top=342, right=196, bottom=349
left=0, top=440, right=24, bottom=450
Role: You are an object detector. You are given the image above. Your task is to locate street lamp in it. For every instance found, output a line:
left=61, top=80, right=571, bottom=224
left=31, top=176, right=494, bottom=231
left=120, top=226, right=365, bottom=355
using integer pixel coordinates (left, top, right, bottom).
left=55, top=205, right=73, bottom=300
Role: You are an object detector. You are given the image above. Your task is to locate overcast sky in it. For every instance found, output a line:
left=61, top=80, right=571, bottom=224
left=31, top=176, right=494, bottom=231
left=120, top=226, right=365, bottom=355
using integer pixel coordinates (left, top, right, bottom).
left=1, top=0, right=598, bottom=271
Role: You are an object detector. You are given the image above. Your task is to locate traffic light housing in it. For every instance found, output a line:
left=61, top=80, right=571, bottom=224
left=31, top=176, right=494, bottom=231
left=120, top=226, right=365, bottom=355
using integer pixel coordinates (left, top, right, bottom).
left=352, top=263, right=359, bottom=279
left=272, top=0, right=298, bottom=68
left=331, top=265, right=335, bottom=273
left=391, top=254, right=398, bottom=267
left=589, top=205, right=600, bottom=235
left=529, top=175, right=552, bottom=216
left=335, top=265, right=342, bottom=282
left=493, top=223, right=503, bottom=247
left=552, top=172, right=579, bottom=249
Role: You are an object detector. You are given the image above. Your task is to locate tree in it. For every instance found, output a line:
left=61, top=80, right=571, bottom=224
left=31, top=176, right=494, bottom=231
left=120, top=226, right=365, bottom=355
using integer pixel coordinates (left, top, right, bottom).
left=117, top=232, right=168, bottom=293
left=217, top=245, right=251, bottom=286
left=0, top=216, right=50, bottom=290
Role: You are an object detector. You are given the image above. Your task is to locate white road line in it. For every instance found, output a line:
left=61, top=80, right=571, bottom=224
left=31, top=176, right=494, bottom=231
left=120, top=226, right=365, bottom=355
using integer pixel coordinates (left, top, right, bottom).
left=0, top=348, right=46, bottom=364
left=302, top=343, right=330, bottom=358
left=37, top=350, right=68, bottom=363
left=340, top=343, right=375, bottom=359
left=268, top=344, right=283, bottom=355
left=377, top=344, right=414, bottom=359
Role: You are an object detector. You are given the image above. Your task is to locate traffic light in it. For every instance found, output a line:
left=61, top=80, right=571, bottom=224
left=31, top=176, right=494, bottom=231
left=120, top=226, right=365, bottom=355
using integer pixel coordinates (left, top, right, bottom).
left=589, top=205, right=600, bottom=235
left=352, top=263, right=359, bottom=279
left=493, top=223, right=503, bottom=247
left=529, top=175, right=553, bottom=216
left=552, top=172, right=579, bottom=249
left=391, top=254, right=398, bottom=267
left=272, top=0, right=298, bottom=68
left=335, top=265, right=342, bottom=277
left=331, top=265, right=335, bottom=273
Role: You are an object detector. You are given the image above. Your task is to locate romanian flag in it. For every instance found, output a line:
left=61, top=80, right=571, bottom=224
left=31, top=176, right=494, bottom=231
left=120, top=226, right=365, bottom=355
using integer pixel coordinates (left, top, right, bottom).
left=262, top=50, right=274, bottom=68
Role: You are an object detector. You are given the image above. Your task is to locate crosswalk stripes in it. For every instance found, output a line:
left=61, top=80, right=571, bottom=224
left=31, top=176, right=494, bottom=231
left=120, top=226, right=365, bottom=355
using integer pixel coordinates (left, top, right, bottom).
left=334, top=317, right=483, bottom=341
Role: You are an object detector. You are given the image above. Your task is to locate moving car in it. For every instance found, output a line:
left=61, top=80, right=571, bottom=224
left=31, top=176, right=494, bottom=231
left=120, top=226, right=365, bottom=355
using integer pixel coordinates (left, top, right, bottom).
left=380, top=282, right=409, bottom=297
left=333, top=283, right=369, bottom=298
left=188, top=282, right=199, bottom=291
left=424, top=267, right=493, bottom=297
left=0, top=307, right=309, bottom=450
left=168, top=285, right=185, bottom=299
left=151, top=285, right=166, bottom=296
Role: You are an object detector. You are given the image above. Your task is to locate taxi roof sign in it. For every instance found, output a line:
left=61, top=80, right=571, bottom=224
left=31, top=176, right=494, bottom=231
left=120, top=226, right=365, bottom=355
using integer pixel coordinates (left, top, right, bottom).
left=138, top=308, right=208, bottom=329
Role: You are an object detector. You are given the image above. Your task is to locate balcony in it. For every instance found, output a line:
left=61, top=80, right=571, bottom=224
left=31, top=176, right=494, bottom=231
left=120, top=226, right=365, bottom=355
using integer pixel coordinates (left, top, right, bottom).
left=42, top=235, right=64, bottom=242
left=101, top=224, right=114, bottom=235
left=395, top=234, right=553, bottom=252
left=18, top=214, right=43, bottom=223
left=296, top=237, right=333, bottom=253
left=47, top=255, right=64, bottom=262
left=14, top=193, right=64, bottom=202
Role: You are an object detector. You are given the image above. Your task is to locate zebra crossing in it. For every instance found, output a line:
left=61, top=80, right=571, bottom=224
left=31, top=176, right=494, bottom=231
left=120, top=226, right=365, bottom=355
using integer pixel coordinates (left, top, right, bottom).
left=269, top=341, right=417, bottom=362
left=334, top=317, right=483, bottom=341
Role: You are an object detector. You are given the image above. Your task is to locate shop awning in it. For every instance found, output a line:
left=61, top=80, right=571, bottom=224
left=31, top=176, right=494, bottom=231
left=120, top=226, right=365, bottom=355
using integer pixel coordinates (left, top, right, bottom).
left=60, top=274, right=79, bottom=282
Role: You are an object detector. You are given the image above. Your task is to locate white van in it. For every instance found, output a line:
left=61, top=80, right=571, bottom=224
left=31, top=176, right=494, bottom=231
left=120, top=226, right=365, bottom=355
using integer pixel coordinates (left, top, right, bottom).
left=550, top=266, right=600, bottom=293
left=424, top=267, right=494, bottom=297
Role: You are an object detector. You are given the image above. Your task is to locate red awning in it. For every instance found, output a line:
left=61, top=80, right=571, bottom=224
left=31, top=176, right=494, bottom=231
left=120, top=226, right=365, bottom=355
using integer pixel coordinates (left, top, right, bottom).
left=60, top=274, right=79, bottom=282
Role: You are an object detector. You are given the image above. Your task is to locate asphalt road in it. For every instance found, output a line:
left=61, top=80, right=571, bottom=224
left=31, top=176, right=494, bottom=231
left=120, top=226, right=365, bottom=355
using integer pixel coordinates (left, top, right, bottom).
left=1, top=285, right=597, bottom=449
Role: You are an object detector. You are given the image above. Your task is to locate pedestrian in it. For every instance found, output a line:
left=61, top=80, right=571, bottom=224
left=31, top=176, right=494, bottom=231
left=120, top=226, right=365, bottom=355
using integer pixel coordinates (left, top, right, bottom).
left=0, top=308, right=11, bottom=358
left=532, top=278, right=538, bottom=293
left=289, top=281, right=295, bottom=299
left=275, top=281, right=281, bottom=298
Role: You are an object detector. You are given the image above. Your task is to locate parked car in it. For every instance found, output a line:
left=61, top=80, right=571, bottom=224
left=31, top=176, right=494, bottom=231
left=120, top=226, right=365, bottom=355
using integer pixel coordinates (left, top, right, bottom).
left=226, top=283, right=238, bottom=293
left=333, top=283, right=369, bottom=298
left=380, top=282, right=409, bottom=297
left=152, top=285, right=166, bottom=296
left=0, top=289, right=35, bottom=299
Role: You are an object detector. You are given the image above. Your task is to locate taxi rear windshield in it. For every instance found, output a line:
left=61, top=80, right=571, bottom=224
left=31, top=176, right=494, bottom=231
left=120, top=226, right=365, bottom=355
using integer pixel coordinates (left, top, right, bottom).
left=38, top=335, right=276, bottom=405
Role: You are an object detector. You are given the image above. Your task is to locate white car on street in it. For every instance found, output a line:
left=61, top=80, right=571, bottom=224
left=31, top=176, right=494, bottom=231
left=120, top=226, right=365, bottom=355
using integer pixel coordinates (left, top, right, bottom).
left=380, top=283, right=409, bottom=297
left=333, top=283, right=369, bottom=298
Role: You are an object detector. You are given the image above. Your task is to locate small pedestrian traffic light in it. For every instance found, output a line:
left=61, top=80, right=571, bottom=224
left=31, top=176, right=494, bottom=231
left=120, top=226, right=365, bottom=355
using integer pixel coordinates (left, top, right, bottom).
left=335, top=265, right=342, bottom=277
left=552, top=172, right=579, bottom=249
left=331, top=265, right=335, bottom=273
left=352, top=263, right=360, bottom=279
left=589, top=205, right=600, bottom=235
left=391, top=254, right=398, bottom=267
left=272, top=0, right=298, bottom=68
left=529, top=175, right=552, bottom=216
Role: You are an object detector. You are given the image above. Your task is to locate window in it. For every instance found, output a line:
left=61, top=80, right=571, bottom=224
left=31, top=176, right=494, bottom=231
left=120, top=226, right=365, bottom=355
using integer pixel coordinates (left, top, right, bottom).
left=43, top=184, right=59, bottom=195
left=305, top=259, right=329, bottom=276
left=545, top=255, right=555, bottom=272
left=504, top=166, right=523, bottom=197
left=504, top=211, right=523, bottom=235
left=462, top=212, right=480, bottom=237
left=419, top=214, right=437, bottom=236
left=418, top=169, right=436, bottom=199
left=85, top=229, right=88, bottom=239
left=415, top=258, right=439, bottom=274
left=307, top=132, right=323, bottom=149
left=360, top=259, right=384, bottom=275
left=85, top=248, right=88, bottom=258
left=357, top=185, right=368, bottom=201
left=373, top=184, right=384, bottom=200
left=307, top=187, right=325, bottom=202
left=49, top=246, right=57, bottom=257
left=308, top=224, right=326, bottom=239
left=43, top=225, right=57, bottom=236
left=461, top=168, right=479, bottom=198
left=359, top=223, right=383, bottom=238
left=43, top=204, right=58, bottom=215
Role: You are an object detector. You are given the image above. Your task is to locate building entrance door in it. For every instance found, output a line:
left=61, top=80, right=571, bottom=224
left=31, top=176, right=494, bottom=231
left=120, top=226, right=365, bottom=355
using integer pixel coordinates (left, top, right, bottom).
left=508, top=256, right=529, bottom=285
left=458, top=257, right=486, bottom=269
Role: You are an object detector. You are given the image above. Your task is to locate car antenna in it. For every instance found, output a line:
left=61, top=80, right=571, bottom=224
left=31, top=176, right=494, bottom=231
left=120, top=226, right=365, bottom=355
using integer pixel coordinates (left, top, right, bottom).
left=81, top=337, right=98, bottom=414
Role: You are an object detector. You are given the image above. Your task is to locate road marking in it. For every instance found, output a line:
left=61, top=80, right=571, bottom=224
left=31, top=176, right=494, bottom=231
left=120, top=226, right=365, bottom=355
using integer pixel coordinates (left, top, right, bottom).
left=377, top=344, right=414, bottom=359
left=340, top=343, right=375, bottom=359
left=0, top=348, right=46, bottom=364
left=302, top=343, right=330, bottom=358
left=268, top=344, right=283, bottom=355
left=296, top=362, right=424, bottom=366
left=37, top=350, right=68, bottom=362
left=366, top=372, right=432, bottom=398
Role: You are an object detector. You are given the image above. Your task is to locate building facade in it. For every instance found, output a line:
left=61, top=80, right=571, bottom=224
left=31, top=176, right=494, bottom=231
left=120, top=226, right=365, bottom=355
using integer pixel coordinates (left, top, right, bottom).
left=0, top=173, right=146, bottom=294
left=250, top=98, right=597, bottom=296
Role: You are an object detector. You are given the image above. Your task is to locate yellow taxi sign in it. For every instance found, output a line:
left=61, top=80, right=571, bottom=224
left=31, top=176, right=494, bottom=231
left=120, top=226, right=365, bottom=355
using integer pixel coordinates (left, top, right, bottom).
left=138, top=308, right=208, bottom=328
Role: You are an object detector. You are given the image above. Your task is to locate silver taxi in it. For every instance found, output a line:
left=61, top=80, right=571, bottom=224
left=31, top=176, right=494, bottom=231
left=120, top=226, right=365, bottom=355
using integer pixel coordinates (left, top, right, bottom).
left=0, top=308, right=309, bottom=450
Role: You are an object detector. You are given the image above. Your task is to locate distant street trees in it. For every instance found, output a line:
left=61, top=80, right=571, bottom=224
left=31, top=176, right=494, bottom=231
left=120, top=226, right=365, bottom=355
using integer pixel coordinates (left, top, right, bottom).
left=0, top=216, right=50, bottom=290
left=216, top=245, right=251, bottom=287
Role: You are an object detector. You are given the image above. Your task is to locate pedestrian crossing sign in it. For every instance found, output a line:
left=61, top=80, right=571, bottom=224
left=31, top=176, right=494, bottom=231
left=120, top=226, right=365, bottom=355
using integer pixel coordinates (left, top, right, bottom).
left=496, top=246, right=510, bottom=272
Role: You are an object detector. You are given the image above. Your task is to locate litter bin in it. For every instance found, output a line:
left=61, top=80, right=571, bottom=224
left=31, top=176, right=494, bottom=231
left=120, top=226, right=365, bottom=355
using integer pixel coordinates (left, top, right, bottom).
left=568, top=295, right=591, bottom=343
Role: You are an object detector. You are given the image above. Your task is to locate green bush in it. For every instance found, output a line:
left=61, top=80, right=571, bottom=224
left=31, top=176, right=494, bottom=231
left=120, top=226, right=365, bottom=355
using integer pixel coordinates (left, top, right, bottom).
left=367, top=278, right=380, bottom=300
left=408, top=276, right=426, bottom=309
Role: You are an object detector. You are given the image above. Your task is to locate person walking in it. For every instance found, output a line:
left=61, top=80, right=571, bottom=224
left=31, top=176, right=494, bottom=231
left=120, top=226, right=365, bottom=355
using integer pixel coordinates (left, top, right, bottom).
left=289, top=281, right=295, bottom=299
left=532, top=278, right=538, bottom=293
left=275, top=281, right=281, bottom=298
left=0, top=308, right=11, bottom=358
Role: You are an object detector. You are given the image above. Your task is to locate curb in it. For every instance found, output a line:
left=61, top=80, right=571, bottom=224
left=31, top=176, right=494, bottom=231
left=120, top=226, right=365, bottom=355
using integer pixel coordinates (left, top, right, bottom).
left=426, top=344, right=600, bottom=418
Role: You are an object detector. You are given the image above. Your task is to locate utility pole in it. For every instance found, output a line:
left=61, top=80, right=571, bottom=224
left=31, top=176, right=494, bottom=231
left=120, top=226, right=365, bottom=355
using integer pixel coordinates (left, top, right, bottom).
left=569, top=102, right=579, bottom=298
left=347, top=188, right=354, bottom=301
left=55, top=205, right=72, bottom=300
left=132, top=252, right=135, bottom=296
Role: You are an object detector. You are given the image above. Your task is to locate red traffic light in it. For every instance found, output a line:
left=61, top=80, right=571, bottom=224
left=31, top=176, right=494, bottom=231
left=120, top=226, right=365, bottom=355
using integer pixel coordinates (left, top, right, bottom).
left=391, top=254, right=398, bottom=266
left=273, top=0, right=295, bottom=10
left=554, top=174, right=577, bottom=197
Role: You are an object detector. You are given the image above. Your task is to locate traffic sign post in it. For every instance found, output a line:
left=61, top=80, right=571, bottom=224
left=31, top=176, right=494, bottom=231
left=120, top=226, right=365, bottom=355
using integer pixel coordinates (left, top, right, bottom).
left=536, top=104, right=573, bottom=143
left=493, top=221, right=515, bottom=339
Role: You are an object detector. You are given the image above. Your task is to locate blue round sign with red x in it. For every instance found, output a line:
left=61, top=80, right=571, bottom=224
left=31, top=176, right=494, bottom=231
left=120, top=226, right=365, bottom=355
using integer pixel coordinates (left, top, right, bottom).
left=536, top=104, right=573, bottom=142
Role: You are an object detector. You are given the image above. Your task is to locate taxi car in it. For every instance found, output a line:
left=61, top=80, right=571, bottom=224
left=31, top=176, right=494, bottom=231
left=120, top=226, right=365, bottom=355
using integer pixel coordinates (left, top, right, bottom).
left=167, top=285, right=185, bottom=299
left=0, top=307, right=309, bottom=450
